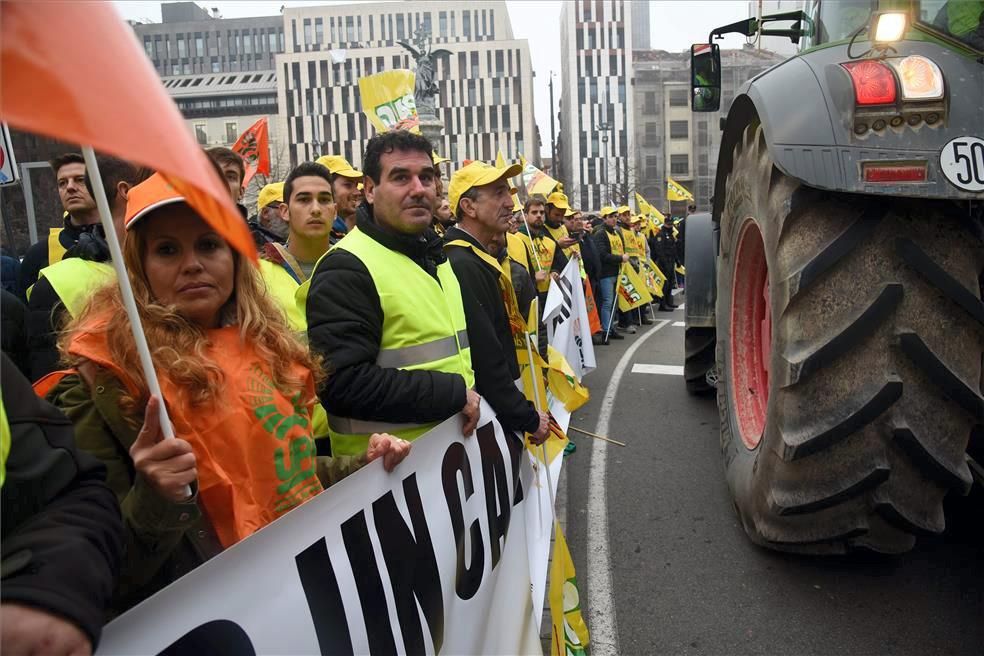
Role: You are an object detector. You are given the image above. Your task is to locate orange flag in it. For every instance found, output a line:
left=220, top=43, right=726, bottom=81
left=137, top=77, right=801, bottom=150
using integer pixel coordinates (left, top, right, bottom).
left=232, top=118, right=270, bottom=189
left=583, top=279, right=602, bottom=334
left=0, top=1, right=255, bottom=261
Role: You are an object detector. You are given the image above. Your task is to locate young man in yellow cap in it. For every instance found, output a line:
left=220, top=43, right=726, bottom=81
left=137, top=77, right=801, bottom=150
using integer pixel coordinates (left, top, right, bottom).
left=247, top=181, right=287, bottom=246
left=315, top=154, right=363, bottom=245
left=444, top=161, right=549, bottom=444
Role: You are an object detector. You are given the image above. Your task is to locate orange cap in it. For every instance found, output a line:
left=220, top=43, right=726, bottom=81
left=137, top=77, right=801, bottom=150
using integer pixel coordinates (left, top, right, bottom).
left=124, top=173, right=187, bottom=230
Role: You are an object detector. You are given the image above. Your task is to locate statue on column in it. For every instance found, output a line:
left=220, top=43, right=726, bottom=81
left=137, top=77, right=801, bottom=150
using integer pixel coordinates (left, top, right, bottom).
left=397, top=26, right=451, bottom=120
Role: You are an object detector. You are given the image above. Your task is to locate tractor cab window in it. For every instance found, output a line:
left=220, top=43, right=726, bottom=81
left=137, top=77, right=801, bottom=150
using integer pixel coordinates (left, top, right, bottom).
left=813, top=0, right=878, bottom=44
left=917, top=0, right=984, bottom=51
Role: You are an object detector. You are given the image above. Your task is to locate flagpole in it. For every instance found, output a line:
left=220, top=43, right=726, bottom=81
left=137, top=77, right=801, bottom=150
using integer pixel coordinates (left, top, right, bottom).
left=524, top=332, right=556, bottom=519
left=605, top=267, right=621, bottom=341
left=82, top=149, right=193, bottom=495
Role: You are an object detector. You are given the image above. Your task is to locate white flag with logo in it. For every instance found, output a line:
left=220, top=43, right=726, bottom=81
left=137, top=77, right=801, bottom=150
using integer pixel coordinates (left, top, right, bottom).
left=543, top=258, right=596, bottom=379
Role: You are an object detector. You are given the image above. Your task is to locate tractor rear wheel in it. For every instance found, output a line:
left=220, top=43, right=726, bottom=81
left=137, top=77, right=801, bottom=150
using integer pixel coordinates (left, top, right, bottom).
left=716, top=122, right=982, bottom=554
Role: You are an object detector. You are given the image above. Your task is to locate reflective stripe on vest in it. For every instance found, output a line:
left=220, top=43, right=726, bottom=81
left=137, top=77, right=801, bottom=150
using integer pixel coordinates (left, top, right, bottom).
left=48, top=228, right=67, bottom=264
left=35, top=259, right=116, bottom=318
left=326, top=227, right=475, bottom=455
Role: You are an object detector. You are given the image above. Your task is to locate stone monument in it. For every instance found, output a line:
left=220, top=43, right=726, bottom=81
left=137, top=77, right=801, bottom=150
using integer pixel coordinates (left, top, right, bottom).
left=398, top=26, right=451, bottom=147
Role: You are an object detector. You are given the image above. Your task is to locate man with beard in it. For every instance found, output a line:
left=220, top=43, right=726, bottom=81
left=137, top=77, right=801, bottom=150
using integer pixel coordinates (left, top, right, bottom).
left=523, top=194, right=569, bottom=295
left=306, top=131, right=481, bottom=457
left=316, top=155, right=363, bottom=245
left=444, top=161, right=549, bottom=444
left=247, top=182, right=288, bottom=246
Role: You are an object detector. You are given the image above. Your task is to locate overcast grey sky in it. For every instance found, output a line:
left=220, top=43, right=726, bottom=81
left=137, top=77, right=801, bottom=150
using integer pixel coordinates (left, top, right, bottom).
left=114, top=1, right=757, bottom=157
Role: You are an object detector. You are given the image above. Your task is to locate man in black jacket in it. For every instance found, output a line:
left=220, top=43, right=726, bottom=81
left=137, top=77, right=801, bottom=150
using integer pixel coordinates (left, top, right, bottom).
left=1, top=353, right=124, bottom=654
left=17, top=153, right=99, bottom=298
left=654, top=216, right=679, bottom=310
left=306, top=131, right=481, bottom=451
left=444, top=161, right=549, bottom=443
left=593, top=207, right=630, bottom=343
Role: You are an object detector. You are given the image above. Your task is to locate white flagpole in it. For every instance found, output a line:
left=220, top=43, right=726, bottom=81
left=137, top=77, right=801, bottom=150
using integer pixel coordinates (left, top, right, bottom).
left=83, top=148, right=192, bottom=498
left=524, top=331, right=556, bottom=521
left=605, top=266, right=621, bottom=341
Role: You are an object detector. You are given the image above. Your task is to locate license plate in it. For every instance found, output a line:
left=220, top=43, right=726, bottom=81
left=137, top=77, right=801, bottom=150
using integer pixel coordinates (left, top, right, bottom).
left=939, top=136, right=984, bottom=192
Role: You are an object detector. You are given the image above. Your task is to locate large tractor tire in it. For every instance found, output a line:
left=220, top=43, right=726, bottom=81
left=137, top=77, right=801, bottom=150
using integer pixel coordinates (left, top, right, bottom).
left=716, top=122, right=982, bottom=554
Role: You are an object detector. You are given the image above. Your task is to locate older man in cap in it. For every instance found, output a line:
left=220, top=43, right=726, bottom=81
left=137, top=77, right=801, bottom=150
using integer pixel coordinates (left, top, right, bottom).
left=247, top=181, right=288, bottom=246
left=316, top=154, right=364, bottom=244
left=444, top=161, right=549, bottom=444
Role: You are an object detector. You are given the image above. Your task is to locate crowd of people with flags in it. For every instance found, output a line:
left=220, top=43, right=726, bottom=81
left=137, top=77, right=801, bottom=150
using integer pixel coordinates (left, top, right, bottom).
left=0, top=3, right=691, bottom=654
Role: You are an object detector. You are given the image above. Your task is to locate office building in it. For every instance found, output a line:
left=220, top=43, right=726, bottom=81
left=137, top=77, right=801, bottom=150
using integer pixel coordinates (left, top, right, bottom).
left=277, top=1, right=538, bottom=170
left=132, top=2, right=285, bottom=77
left=632, top=46, right=785, bottom=211
left=558, top=0, right=637, bottom=211
left=632, top=1, right=651, bottom=50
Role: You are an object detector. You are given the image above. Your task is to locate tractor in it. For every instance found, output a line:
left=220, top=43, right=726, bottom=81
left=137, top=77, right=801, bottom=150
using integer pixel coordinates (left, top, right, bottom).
left=684, top=0, right=984, bottom=553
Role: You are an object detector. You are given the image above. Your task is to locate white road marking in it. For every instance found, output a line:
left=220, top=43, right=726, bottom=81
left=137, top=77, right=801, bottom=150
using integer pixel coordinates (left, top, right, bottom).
left=587, top=319, right=671, bottom=655
left=672, top=288, right=684, bottom=296
left=672, top=321, right=685, bottom=327
left=631, top=364, right=685, bottom=376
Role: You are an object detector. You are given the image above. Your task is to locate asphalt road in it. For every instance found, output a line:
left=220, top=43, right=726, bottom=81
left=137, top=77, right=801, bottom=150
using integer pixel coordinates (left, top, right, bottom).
left=560, top=302, right=984, bottom=656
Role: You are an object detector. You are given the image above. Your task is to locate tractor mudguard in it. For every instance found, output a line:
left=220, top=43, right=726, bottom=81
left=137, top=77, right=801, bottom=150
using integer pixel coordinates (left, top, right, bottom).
left=683, top=212, right=716, bottom=329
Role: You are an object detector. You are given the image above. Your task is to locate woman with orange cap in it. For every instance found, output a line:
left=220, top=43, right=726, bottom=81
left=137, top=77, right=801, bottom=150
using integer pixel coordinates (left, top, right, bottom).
left=42, top=173, right=411, bottom=613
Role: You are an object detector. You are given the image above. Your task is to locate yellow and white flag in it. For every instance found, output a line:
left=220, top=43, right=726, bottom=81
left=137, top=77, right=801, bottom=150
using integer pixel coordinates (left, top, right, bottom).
left=358, top=70, right=419, bottom=133
left=642, top=258, right=667, bottom=298
left=667, top=177, right=694, bottom=201
left=549, top=520, right=590, bottom=656
left=617, top=262, right=653, bottom=311
left=520, top=155, right=560, bottom=197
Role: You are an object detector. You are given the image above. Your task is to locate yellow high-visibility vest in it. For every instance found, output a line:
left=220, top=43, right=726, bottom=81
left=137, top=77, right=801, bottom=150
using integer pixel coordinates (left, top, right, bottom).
left=31, top=258, right=115, bottom=318
left=47, top=228, right=68, bottom=265
left=323, top=228, right=475, bottom=455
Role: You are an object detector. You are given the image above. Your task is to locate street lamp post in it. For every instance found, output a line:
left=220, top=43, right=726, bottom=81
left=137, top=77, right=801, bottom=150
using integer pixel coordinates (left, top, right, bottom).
left=599, top=121, right=611, bottom=206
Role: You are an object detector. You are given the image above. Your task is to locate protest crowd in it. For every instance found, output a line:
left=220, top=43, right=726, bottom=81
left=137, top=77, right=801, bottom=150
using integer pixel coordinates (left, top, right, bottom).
left=0, top=6, right=689, bottom=654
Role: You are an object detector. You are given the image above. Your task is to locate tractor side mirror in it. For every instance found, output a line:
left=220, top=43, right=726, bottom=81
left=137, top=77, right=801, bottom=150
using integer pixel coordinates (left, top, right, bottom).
left=691, top=43, right=721, bottom=113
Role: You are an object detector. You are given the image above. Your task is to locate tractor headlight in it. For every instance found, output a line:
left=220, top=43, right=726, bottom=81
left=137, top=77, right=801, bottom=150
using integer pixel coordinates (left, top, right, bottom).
left=872, top=12, right=907, bottom=44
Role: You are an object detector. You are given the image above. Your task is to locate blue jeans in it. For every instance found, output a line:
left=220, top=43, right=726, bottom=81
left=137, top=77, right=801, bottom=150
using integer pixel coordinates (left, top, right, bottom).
left=598, top=276, right=618, bottom=333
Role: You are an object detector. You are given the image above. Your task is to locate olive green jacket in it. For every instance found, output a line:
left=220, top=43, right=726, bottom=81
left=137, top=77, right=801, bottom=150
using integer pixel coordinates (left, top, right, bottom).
left=46, top=367, right=362, bottom=615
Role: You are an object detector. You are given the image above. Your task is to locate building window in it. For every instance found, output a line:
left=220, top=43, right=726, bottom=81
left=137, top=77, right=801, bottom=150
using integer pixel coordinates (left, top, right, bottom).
left=172, top=64, right=181, bottom=76
left=346, top=16, right=355, bottom=43
left=670, top=120, right=689, bottom=140
left=183, top=63, right=192, bottom=74
left=669, top=88, right=688, bottom=107
left=644, top=91, right=657, bottom=114
left=396, top=13, right=405, bottom=39
left=492, top=78, right=501, bottom=104
left=670, top=154, right=689, bottom=176
left=503, top=108, right=511, bottom=130
left=211, top=59, right=221, bottom=73
left=495, top=50, right=504, bottom=76
left=463, top=10, right=471, bottom=38
left=225, top=122, right=238, bottom=143
left=645, top=122, right=659, bottom=146
left=439, top=11, right=448, bottom=37
left=195, top=124, right=208, bottom=145
left=646, top=155, right=659, bottom=171
left=244, top=32, right=253, bottom=54
left=587, top=27, right=596, bottom=49
left=195, top=35, right=204, bottom=56
left=315, top=18, right=324, bottom=44
left=471, top=51, right=479, bottom=77
left=269, top=32, right=278, bottom=52
left=143, top=37, right=153, bottom=57
left=591, top=133, right=599, bottom=156
left=177, top=36, right=186, bottom=57
left=467, top=80, right=476, bottom=105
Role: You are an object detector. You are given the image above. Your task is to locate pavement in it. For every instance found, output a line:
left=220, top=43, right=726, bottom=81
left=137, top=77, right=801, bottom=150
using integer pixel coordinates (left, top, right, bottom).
left=557, top=298, right=984, bottom=656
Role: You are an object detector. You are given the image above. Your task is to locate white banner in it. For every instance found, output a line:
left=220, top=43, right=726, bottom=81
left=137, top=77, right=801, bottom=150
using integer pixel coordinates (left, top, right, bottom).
left=97, top=401, right=560, bottom=655
left=543, top=259, right=596, bottom=379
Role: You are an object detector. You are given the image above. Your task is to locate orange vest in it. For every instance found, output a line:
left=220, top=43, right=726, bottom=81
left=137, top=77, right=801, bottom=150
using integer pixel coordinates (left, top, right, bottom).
left=69, top=319, right=322, bottom=548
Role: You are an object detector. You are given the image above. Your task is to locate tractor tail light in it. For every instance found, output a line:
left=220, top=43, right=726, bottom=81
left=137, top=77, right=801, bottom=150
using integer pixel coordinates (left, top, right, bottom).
left=862, top=161, right=927, bottom=183
left=891, top=55, right=945, bottom=100
left=842, top=61, right=897, bottom=105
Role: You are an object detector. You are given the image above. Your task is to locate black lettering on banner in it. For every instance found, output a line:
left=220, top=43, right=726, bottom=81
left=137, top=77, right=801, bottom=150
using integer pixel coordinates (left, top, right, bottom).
left=442, top=442, right=485, bottom=600
left=156, top=619, right=256, bottom=656
left=551, top=276, right=574, bottom=333
left=295, top=539, right=355, bottom=656
left=503, top=430, right=525, bottom=507
left=341, top=510, right=398, bottom=655
left=373, top=474, right=445, bottom=655
left=477, top=423, right=512, bottom=570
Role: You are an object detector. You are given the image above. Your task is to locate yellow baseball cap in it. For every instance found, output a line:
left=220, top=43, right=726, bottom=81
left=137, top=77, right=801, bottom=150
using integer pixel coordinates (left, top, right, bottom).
left=546, top=191, right=570, bottom=210
left=315, top=154, right=363, bottom=179
left=448, top=160, right=522, bottom=215
left=564, top=208, right=576, bottom=217
left=432, top=151, right=451, bottom=166
left=600, top=206, right=616, bottom=217
left=617, top=205, right=630, bottom=214
left=631, top=214, right=644, bottom=224
left=257, top=182, right=284, bottom=212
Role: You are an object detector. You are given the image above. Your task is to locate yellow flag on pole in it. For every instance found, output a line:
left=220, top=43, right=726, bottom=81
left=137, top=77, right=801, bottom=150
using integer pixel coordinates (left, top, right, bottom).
left=549, top=520, right=590, bottom=656
left=545, top=346, right=590, bottom=412
left=358, top=70, right=419, bottom=133
left=496, top=150, right=507, bottom=167
left=667, top=177, right=694, bottom=201
left=617, top=262, right=653, bottom=311
left=642, top=258, right=667, bottom=298
left=520, top=155, right=560, bottom=197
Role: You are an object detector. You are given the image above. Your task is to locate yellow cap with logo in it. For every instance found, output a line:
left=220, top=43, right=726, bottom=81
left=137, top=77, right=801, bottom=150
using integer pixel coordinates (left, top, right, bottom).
left=448, top=160, right=523, bottom=215
left=617, top=205, right=630, bottom=214
left=600, top=206, right=616, bottom=217
left=547, top=191, right=571, bottom=210
left=315, top=155, right=363, bottom=178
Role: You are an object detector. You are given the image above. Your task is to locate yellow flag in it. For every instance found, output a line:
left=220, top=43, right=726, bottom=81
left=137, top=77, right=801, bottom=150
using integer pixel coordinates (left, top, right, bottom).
left=667, top=177, right=694, bottom=201
left=642, top=258, right=667, bottom=298
left=358, top=70, right=419, bottom=133
left=549, top=520, right=590, bottom=656
left=496, top=150, right=507, bottom=167
left=676, top=263, right=686, bottom=275
left=635, top=192, right=654, bottom=216
left=617, top=262, right=653, bottom=311
left=546, top=346, right=590, bottom=412
left=520, top=155, right=560, bottom=197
